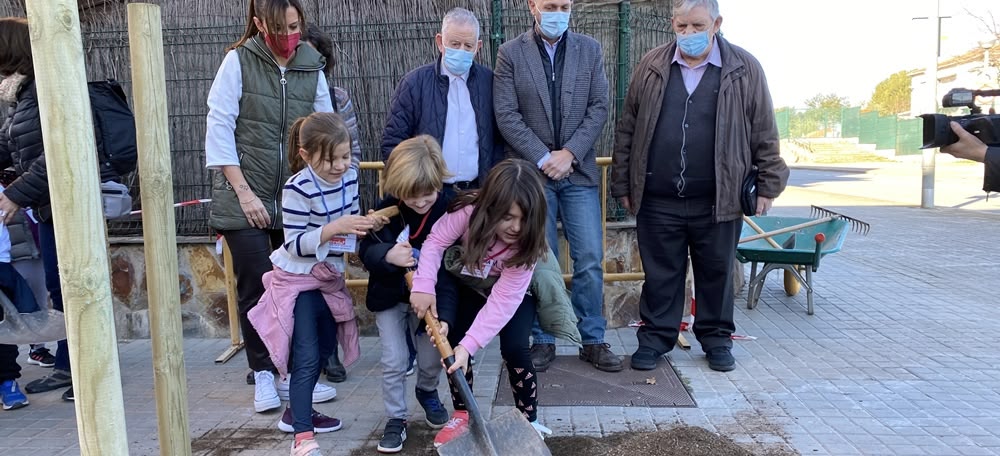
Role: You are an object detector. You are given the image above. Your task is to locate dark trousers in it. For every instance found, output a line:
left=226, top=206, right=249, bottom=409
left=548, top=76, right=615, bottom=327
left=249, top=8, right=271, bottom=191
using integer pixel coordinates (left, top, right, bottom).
left=219, top=228, right=283, bottom=373
left=0, top=261, right=36, bottom=382
left=0, top=344, right=18, bottom=382
left=447, top=285, right=539, bottom=422
left=636, top=196, right=741, bottom=354
left=289, top=289, right=337, bottom=433
left=38, top=221, right=70, bottom=372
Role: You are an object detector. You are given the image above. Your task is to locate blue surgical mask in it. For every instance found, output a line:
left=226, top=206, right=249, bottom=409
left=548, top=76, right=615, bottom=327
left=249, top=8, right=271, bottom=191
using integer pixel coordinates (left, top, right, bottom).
left=677, top=30, right=711, bottom=57
left=538, top=11, right=570, bottom=39
left=443, top=47, right=475, bottom=76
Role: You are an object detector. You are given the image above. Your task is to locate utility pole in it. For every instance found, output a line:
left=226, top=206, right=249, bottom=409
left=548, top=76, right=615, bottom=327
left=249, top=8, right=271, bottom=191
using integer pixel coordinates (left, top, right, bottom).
left=914, top=0, right=946, bottom=209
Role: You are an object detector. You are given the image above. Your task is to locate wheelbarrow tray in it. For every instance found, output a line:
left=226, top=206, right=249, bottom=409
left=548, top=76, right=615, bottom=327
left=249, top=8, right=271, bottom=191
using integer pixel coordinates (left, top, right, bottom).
left=736, top=216, right=848, bottom=266
left=736, top=216, right=850, bottom=315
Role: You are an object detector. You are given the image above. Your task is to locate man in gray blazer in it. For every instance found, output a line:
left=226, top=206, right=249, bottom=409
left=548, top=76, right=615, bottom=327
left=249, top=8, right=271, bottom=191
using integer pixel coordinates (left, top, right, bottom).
left=494, top=0, right=622, bottom=373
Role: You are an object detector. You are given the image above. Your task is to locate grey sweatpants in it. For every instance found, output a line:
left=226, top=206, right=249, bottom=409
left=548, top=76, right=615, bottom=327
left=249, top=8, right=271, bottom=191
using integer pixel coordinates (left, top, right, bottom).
left=376, top=302, right=443, bottom=419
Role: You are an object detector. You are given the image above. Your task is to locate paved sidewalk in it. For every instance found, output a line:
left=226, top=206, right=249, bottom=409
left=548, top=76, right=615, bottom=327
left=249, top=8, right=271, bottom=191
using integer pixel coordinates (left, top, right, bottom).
left=1, top=177, right=998, bottom=456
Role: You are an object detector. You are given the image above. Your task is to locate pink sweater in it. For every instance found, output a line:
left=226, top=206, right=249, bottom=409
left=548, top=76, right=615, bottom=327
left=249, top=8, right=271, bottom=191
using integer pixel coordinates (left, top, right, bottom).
left=411, top=205, right=534, bottom=356
left=248, top=262, right=360, bottom=378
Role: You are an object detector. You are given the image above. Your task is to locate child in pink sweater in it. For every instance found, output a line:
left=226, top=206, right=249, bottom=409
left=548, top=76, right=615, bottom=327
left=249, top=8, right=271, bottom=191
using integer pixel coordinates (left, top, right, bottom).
left=409, top=159, right=553, bottom=446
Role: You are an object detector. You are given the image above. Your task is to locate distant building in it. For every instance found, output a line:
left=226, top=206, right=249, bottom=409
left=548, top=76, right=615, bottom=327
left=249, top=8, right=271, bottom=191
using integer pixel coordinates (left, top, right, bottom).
left=908, top=39, right=999, bottom=115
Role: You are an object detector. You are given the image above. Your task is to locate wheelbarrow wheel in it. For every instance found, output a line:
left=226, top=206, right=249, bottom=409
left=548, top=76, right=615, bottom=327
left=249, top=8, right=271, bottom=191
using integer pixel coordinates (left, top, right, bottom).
left=783, top=268, right=800, bottom=296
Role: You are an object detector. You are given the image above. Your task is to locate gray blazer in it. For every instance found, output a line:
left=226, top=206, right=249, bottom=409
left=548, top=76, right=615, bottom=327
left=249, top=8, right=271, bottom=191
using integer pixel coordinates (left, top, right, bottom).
left=494, top=28, right=609, bottom=187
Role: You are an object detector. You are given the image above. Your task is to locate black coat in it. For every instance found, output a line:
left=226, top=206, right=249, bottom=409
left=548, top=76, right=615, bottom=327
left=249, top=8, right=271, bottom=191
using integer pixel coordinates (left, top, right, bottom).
left=359, top=194, right=458, bottom=326
left=0, top=79, right=119, bottom=221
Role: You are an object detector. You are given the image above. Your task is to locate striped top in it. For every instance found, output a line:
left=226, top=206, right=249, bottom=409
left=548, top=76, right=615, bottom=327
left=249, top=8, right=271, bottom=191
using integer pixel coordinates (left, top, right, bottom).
left=270, top=166, right=360, bottom=274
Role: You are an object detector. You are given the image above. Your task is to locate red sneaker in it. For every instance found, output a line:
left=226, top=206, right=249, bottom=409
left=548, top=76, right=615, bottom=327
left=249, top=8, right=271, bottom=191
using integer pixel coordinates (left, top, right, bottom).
left=433, top=410, right=470, bottom=448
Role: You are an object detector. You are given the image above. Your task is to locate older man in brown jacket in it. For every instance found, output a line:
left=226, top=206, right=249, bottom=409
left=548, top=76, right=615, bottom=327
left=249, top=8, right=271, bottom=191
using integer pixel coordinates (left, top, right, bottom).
left=611, top=0, right=788, bottom=372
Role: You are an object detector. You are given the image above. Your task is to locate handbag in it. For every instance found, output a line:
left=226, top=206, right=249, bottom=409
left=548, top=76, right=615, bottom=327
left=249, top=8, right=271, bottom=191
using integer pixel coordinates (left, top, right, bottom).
left=741, top=165, right=759, bottom=216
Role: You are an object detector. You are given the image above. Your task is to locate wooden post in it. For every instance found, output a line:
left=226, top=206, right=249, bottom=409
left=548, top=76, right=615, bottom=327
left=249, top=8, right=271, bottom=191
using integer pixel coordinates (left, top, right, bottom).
left=23, top=1, right=129, bottom=454
left=127, top=4, right=192, bottom=455
left=215, top=238, right=245, bottom=363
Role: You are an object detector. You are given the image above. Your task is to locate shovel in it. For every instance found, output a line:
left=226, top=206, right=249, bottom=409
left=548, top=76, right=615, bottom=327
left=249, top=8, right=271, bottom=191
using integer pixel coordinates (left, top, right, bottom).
left=405, top=272, right=551, bottom=456
left=423, top=312, right=552, bottom=456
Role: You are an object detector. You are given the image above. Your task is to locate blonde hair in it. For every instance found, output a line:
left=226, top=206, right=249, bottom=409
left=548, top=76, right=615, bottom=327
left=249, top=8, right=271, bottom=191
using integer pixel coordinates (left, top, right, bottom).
left=382, top=135, right=452, bottom=199
left=287, top=112, right=350, bottom=173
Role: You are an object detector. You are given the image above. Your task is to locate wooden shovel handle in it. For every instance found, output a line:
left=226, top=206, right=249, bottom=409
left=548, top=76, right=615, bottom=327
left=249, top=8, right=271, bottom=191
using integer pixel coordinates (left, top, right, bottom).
left=370, top=206, right=400, bottom=219
left=739, top=216, right=835, bottom=244
left=405, top=271, right=455, bottom=360
left=742, top=215, right=782, bottom=249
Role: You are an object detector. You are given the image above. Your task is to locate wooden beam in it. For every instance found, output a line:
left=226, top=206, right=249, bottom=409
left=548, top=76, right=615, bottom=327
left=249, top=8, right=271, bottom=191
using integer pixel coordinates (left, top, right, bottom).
left=127, top=4, right=192, bottom=455
left=25, top=0, right=128, bottom=453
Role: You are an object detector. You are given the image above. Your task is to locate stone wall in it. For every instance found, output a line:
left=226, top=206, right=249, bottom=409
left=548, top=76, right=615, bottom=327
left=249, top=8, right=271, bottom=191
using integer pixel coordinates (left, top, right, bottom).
left=109, top=225, right=743, bottom=339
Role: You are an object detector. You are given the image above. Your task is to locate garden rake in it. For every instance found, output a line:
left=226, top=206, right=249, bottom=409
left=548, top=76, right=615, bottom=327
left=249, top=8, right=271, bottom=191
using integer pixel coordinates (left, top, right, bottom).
left=740, top=206, right=870, bottom=244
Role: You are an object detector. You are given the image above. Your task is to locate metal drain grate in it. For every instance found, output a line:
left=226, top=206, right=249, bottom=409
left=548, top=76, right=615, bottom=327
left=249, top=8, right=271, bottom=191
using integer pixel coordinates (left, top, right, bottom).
left=493, top=356, right=696, bottom=407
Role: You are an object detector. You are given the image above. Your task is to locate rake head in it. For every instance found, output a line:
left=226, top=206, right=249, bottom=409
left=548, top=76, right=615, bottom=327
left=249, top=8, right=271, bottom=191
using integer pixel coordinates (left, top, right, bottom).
left=810, top=205, right=871, bottom=235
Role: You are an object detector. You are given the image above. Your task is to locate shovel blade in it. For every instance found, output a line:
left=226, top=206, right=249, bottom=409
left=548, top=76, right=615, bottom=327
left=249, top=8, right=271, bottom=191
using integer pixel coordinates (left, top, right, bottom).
left=437, top=408, right=551, bottom=456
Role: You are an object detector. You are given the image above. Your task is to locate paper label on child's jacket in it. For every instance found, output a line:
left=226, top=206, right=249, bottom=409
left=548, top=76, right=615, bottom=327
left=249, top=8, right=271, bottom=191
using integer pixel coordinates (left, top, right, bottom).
left=329, top=233, right=357, bottom=253
left=461, top=260, right=494, bottom=278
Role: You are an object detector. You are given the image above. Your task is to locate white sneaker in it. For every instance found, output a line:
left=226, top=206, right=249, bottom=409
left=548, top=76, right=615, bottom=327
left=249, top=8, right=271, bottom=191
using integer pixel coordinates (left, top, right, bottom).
left=530, top=420, right=552, bottom=440
left=253, top=370, right=281, bottom=413
left=277, top=376, right=338, bottom=403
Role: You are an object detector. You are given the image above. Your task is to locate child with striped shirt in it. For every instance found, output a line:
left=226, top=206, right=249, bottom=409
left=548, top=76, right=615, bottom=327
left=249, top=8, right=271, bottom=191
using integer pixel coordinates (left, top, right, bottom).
left=248, top=111, right=386, bottom=456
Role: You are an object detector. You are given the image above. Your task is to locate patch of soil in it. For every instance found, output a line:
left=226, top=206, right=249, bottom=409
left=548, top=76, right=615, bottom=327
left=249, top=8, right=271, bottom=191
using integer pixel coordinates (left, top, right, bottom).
left=192, top=428, right=287, bottom=456
left=349, top=425, right=798, bottom=456
left=550, top=426, right=755, bottom=456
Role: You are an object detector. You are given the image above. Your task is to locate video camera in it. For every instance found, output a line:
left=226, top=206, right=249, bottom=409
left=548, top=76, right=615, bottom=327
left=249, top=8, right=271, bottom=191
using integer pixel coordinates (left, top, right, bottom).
left=920, top=88, right=1000, bottom=148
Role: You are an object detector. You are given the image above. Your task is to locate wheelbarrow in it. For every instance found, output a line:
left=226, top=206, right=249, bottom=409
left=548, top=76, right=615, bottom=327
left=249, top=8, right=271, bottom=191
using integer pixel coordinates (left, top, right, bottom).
left=736, top=216, right=849, bottom=315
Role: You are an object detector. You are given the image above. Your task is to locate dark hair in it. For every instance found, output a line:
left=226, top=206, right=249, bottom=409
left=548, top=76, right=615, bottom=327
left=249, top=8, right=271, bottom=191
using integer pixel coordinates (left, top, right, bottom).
left=228, top=0, right=306, bottom=52
left=303, top=23, right=335, bottom=78
left=449, top=159, right=548, bottom=270
left=287, top=111, right=351, bottom=173
left=0, top=17, right=33, bottom=77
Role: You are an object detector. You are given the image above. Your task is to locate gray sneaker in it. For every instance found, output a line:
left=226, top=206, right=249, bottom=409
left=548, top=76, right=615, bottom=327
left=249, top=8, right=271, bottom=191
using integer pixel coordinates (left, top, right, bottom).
left=377, top=418, right=407, bottom=453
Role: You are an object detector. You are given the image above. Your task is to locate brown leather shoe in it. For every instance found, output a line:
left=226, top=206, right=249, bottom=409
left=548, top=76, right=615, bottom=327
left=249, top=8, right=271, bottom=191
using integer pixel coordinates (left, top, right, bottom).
left=579, top=343, right=624, bottom=372
left=530, top=343, right=556, bottom=371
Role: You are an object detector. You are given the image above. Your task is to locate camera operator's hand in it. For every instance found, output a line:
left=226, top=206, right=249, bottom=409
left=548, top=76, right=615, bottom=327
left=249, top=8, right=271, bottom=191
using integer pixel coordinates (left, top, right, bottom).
left=941, top=121, right=988, bottom=163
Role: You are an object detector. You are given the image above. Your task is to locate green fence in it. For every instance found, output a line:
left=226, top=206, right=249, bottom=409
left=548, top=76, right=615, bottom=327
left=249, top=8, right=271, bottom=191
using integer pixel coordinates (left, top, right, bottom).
left=841, top=107, right=860, bottom=138
left=782, top=106, right=922, bottom=157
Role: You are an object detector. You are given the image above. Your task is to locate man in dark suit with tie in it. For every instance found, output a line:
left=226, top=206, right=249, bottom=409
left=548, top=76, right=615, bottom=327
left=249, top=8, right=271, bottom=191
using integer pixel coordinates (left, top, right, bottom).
left=494, top=0, right=623, bottom=373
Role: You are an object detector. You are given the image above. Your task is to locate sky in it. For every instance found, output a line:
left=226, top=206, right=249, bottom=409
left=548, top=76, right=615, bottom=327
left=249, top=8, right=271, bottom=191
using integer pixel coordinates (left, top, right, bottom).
left=718, top=0, right=999, bottom=108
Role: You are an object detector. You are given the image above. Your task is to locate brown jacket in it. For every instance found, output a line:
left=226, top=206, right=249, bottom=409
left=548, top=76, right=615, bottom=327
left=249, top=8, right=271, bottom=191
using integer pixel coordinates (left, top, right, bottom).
left=611, top=36, right=788, bottom=221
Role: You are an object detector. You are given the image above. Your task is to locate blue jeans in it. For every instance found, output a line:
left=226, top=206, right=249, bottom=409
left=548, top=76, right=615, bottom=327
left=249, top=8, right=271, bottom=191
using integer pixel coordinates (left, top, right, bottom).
left=289, top=289, right=337, bottom=433
left=531, top=180, right=606, bottom=345
left=39, top=221, right=70, bottom=372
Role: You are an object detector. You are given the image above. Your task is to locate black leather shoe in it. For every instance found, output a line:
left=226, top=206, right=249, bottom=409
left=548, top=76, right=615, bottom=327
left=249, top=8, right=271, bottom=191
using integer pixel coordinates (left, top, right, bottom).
left=530, top=343, right=556, bottom=371
left=580, top=343, right=624, bottom=372
left=706, top=347, right=735, bottom=372
left=630, top=347, right=661, bottom=371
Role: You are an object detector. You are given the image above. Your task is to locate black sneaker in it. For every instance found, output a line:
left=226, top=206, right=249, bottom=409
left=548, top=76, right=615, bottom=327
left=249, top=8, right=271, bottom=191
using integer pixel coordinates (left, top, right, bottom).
left=706, top=347, right=735, bottom=372
left=27, top=347, right=56, bottom=368
left=25, top=370, right=73, bottom=394
left=377, top=418, right=407, bottom=453
left=630, top=347, right=661, bottom=371
left=529, top=343, right=556, bottom=372
left=61, top=386, right=74, bottom=402
left=415, top=388, right=449, bottom=428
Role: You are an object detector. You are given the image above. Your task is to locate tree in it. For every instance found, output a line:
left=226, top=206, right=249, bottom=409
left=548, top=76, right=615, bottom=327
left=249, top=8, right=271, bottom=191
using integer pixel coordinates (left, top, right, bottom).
left=789, top=93, right=849, bottom=138
left=866, top=71, right=912, bottom=116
